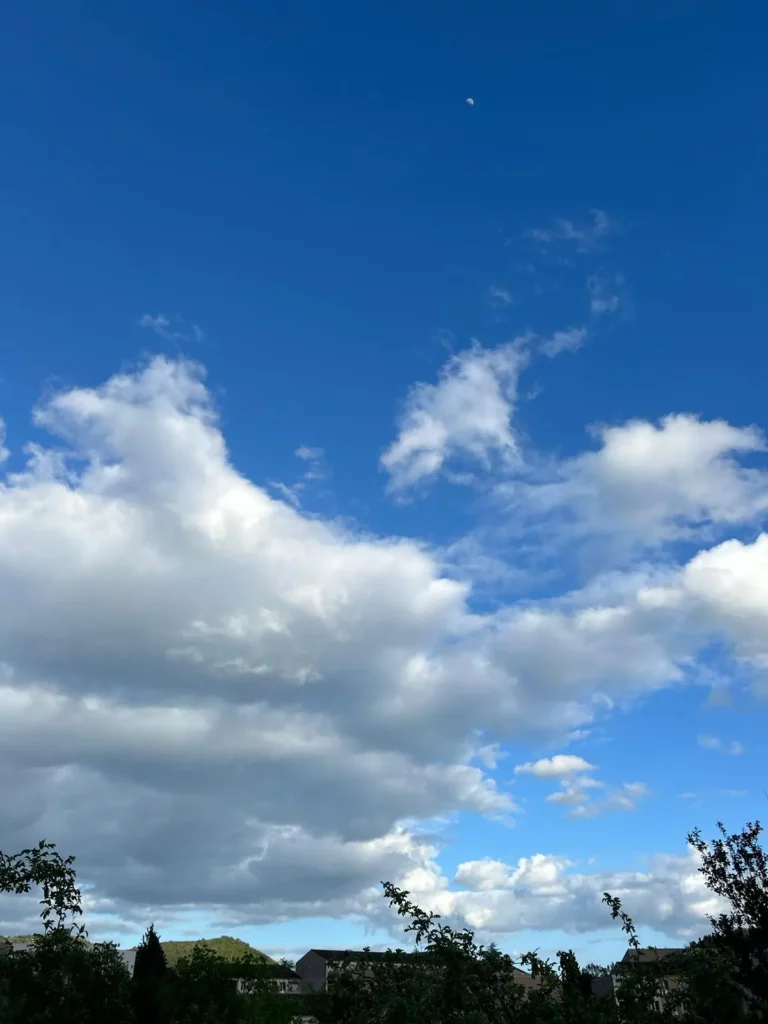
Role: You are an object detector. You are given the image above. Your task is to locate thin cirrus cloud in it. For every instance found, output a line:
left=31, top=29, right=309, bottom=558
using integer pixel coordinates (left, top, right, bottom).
left=539, top=326, right=588, bottom=357
left=267, top=446, right=328, bottom=508
left=588, top=273, right=623, bottom=316
left=488, top=285, right=515, bottom=308
left=698, top=734, right=746, bottom=756
left=138, top=313, right=205, bottom=343
left=524, top=209, right=615, bottom=253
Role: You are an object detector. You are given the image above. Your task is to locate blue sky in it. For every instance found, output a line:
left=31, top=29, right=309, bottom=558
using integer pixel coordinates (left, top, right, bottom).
left=1, top=0, right=767, bottom=969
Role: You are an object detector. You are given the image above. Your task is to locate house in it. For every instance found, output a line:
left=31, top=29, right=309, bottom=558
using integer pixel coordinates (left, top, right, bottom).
left=591, top=948, right=685, bottom=1015
left=118, top=948, right=137, bottom=975
left=510, top=965, right=553, bottom=993
left=119, top=948, right=315, bottom=1021
left=235, top=962, right=302, bottom=995
left=294, top=947, right=551, bottom=1000
left=295, top=948, right=428, bottom=993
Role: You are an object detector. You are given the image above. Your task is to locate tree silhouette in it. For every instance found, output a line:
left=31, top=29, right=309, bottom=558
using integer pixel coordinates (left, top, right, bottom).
left=133, top=923, right=167, bottom=1024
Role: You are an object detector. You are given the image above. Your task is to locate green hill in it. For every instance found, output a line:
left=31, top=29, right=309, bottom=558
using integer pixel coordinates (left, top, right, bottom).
left=1, top=933, right=271, bottom=966
left=0, top=935, right=40, bottom=945
left=1, top=934, right=90, bottom=946
left=158, top=936, right=273, bottom=967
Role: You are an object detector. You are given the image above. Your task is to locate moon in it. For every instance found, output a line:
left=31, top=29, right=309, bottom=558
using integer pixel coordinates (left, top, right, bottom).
left=466, top=97, right=475, bottom=106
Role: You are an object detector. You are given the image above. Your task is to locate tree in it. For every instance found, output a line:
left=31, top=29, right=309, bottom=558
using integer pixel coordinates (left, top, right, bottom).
left=5, top=821, right=768, bottom=1024
left=162, top=944, right=296, bottom=1024
left=0, top=929, right=135, bottom=1024
left=688, top=819, right=768, bottom=1006
left=0, top=839, right=86, bottom=937
left=133, top=923, right=168, bottom=1024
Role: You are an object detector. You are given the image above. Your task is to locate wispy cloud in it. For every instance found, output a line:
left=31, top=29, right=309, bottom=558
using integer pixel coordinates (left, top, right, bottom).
left=525, top=209, right=615, bottom=254
left=515, top=755, right=648, bottom=818
left=567, top=782, right=650, bottom=819
left=268, top=446, right=329, bottom=508
left=295, top=445, right=327, bottom=481
left=588, top=273, right=623, bottom=316
left=539, top=326, right=588, bottom=357
left=698, top=734, right=746, bottom=756
left=138, top=313, right=205, bottom=343
left=488, top=285, right=515, bottom=308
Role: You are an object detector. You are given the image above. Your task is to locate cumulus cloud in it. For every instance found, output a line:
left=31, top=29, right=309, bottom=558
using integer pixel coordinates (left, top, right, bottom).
left=380, top=329, right=588, bottom=494
left=391, top=847, right=725, bottom=941
left=681, top=535, right=768, bottom=681
left=0, top=356, right=524, bottom=926
left=380, top=339, right=528, bottom=493
left=0, top=355, right=765, bottom=941
left=507, top=414, right=768, bottom=551
left=515, top=754, right=597, bottom=779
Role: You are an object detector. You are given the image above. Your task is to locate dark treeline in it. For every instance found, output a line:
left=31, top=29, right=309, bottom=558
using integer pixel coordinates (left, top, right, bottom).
left=1, top=820, right=767, bottom=1023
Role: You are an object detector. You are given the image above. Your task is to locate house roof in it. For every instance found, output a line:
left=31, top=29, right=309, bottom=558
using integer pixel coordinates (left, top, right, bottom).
left=308, top=948, right=420, bottom=962
left=306, top=950, right=550, bottom=991
left=511, top=966, right=549, bottom=989
left=620, top=947, right=683, bottom=965
left=263, top=963, right=301, bottom=979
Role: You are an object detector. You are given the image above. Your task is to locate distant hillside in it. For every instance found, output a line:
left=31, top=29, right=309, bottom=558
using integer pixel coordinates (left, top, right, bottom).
left=1, top=933, right=271, bottom=966
left=0, top=934, right=90, bottom=946
left=158, top=936, right=273, bottom=967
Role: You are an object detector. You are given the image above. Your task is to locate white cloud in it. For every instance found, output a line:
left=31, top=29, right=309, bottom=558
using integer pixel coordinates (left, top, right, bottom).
left=138, top=313, right=205, bottom=343
left=515, top=755, right=648, bottom=818
left=566, top=782, right=650, bottom=819
left=697, top=734, right=745, bottom=756
left=0, top=356, right=531, bottom=925
left=268, top=447, right=328, bottom=508
left=539, top=326, right=588, bottom=357
left=588, top=274, right=621, bottom=316
left=509, top=414, right=768, bottom=551
left=454, top=857, right=516, bottom=891
left=380, top=328, right=589, bottom=495
left=525, top=210, right=615, bottom=253
left=0, top=420, right=8, bottom=465
left=294, top=445, right=326, bottom=481
left=488, top=286, right=515, bottom=308
left=515, top=754, right=597, bottom=779
left=381, top=339, right=528, bottom=493
left=545, top=776, right=605, bottom=807
left=0, top=354, right=764, bottom=942
left=384, top=847, right=726, bottom=941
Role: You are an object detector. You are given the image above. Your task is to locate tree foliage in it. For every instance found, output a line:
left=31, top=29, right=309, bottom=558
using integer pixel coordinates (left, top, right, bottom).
left=133, top=923, right=168, bottom=1024
left=2, top=820, right=768, bottom=1023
